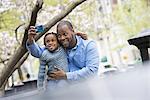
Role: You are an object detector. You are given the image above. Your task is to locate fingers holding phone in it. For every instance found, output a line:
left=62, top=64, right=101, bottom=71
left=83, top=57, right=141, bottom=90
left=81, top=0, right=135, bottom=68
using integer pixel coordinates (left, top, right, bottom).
left=27, top=25, right=44, bottom=44
left=27, top=26, right=37, bottom=44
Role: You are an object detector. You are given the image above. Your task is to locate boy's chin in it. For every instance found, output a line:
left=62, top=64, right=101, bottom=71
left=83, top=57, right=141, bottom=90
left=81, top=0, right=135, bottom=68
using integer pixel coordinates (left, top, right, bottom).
left=47, top=48, right=55, bottom=52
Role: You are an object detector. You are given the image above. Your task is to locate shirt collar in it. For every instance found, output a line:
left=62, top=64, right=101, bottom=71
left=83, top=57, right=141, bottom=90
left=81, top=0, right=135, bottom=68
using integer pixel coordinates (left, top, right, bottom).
left=47, top=46, right=61, bottom=53
left=69, top=35, right=80, bottom=50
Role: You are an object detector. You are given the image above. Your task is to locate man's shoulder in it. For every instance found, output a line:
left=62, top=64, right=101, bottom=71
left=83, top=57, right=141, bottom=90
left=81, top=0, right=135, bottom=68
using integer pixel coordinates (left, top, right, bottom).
left=79, top=37, right=95, bottom=47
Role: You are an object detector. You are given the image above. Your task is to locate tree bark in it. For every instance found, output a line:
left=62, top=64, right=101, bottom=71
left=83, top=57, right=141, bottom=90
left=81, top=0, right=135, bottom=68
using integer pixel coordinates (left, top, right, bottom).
left=0, top=0, right=87, bottom=91
left=0, top=83, right=5, bottom=97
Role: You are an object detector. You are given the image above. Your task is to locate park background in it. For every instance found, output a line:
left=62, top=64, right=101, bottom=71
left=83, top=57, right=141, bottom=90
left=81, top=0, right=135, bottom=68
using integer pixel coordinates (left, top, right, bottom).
left=0, top=0, right=150, bottom=97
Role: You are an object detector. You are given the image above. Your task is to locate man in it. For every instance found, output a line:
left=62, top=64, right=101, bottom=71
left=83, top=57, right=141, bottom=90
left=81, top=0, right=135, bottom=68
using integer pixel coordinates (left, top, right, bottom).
left=27, top=20, right=99, bottom=83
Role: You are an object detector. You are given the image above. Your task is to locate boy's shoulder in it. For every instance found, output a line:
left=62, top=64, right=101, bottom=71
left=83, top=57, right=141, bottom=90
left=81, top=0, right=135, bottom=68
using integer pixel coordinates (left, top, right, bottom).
left=42, top=49, right=51, bottom=55
left=40, top=49, right=51, bottom=59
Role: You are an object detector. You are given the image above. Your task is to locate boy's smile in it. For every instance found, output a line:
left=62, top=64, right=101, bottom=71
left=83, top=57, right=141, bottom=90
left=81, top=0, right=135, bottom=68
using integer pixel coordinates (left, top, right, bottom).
left=45, top=34, right=59, bottom=52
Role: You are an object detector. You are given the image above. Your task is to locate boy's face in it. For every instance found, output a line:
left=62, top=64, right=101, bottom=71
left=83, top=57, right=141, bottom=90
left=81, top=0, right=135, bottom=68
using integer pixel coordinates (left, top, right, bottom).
left=45, top=34, right=59, bottom=52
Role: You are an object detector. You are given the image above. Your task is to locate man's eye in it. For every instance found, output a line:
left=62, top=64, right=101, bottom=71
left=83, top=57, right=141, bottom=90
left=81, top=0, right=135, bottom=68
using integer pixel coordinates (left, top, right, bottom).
left=58, top=35, right=61, bottom=38
left=64, top=33, right=67, bottom=36
left=46, top=40, right=49, bottom=43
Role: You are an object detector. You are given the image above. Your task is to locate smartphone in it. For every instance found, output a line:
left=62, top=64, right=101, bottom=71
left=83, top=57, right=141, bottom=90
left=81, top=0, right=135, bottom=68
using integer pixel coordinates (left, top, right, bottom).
left=35, top=25, right=44, bottom=33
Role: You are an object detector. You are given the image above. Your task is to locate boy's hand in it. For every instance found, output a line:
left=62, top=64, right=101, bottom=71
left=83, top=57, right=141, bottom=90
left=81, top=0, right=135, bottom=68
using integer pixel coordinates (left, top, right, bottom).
left=27, top=26, right=37, bottom=44
left=76, top=32, right=88, bottom=40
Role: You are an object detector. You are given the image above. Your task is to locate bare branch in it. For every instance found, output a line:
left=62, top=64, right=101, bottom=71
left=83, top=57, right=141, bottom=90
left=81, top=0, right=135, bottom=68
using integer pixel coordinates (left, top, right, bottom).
left=35, top=0, right=87, bottom=41
left=21, top=0, right=43, bottom=47
left=0, top=51, right=29, bottom=87
left=0, top=58, right=9, bottom=64
left=15, top=23, right=25, bottom=44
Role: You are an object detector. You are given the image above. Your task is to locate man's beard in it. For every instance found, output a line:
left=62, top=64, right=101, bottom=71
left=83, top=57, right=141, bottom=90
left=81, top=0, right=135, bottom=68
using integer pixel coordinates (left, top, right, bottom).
left=62, top=41, right=69, bottom=48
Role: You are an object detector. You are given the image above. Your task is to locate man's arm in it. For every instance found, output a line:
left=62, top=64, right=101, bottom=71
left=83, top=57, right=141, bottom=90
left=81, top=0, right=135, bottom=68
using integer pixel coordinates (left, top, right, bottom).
left=49, top=41, right=99, bottom=81
left=66, top=41, right=99, bottom=81
left=76, top=32, right=88, bottom=40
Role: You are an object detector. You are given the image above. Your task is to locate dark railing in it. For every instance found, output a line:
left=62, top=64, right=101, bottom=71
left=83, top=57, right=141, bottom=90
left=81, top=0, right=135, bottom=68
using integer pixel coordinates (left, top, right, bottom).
left=128, top=29, right=150, bottom=63
left=4, top=80, right=37, bottom=97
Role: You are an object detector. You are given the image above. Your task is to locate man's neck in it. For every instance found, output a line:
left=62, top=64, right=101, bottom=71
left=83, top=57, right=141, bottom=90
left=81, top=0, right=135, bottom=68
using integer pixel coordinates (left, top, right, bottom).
left=68, top=35, right=77, bottom=49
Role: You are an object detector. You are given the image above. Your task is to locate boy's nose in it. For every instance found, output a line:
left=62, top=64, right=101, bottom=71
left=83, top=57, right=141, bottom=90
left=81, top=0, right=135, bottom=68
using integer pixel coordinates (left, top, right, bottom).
left=47, top=41, right=53, bottom=45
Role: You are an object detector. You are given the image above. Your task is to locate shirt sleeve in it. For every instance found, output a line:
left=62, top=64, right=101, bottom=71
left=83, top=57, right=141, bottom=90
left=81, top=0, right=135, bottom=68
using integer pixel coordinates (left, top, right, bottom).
left=66, top=41, right=100, bottom=81
left=26, top=40, right=45, bottom=58
left=37, top=59, right=47, bottom=89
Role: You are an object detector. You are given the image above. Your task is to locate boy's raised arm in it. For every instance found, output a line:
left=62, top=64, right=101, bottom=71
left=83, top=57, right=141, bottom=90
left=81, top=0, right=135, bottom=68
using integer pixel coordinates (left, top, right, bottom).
left=26, top=26, right=44, bottom=58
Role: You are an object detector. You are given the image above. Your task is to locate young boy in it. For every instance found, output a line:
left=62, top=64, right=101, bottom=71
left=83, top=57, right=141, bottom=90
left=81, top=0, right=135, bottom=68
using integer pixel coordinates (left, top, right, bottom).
left=37, top=32, right=68, bottom=91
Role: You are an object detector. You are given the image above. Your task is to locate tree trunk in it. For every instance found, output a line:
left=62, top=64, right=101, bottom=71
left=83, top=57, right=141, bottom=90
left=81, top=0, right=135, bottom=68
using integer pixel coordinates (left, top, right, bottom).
left=0, top=79, right=7, bottom=97
left=0, top=85, right=5, bottom=97
left=18, top=67, right=24, bottom=81
left=0, top=0, right=87, bottom=93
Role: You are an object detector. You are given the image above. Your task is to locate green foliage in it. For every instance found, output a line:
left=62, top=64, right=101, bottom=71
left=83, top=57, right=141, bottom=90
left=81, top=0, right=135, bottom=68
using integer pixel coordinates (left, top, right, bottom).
left=11, top=0, right=17, bottom=2
left=44, top=0, right=58, bottom=6
left=44, top=0, right=69, bottom=6
left=101, top=56, right=107, bottom=62
left=112, top=0, right=150, bottom=39
left=64, top=0, right=98, bottom=38
left=0, top=9, right=22, bottom=34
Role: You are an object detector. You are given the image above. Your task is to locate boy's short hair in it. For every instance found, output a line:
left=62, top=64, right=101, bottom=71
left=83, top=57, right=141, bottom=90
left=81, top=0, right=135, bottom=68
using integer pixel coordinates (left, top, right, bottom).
left=44, top=32, right=59, bottom=46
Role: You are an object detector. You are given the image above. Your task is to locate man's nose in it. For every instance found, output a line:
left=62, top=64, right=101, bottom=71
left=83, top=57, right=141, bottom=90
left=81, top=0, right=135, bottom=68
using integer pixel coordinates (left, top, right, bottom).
left=60, top=35, right=65, bottom=40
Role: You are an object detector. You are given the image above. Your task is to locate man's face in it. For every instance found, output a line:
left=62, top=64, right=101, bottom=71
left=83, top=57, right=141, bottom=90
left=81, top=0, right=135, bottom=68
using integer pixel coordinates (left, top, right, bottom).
left=57, top=25, right=74, bottom=48
left=45, top=34, right=59, bottom=52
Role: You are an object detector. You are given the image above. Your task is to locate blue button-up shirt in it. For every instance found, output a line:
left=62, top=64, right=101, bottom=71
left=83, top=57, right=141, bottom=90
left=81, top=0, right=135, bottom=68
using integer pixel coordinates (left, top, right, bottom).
left=26, top=36, right=99, bottom=82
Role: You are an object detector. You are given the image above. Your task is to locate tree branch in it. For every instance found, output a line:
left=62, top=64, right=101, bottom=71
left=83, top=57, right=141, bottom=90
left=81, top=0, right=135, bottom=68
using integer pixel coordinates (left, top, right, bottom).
left=0, top=0, right=87, bottom=89
left=15, top=23, right=25, bottom=44
left=0, top=52, right=29, bottom=91
left=35, top=0, right=87, bottom=41
left=21, top=0, right=43, bottom=47
left=0, top=0, right=43, bottom=88
left=0, top=58, right=9, bottom=64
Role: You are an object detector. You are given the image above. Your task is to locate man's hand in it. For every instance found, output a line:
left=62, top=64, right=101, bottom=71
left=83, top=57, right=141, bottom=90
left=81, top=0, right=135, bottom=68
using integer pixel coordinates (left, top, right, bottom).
left=76, top=32, right=88, bottom=40
left=27, top=26, right=37, bottom=44
left=47, top=68, right=67, bottom=80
